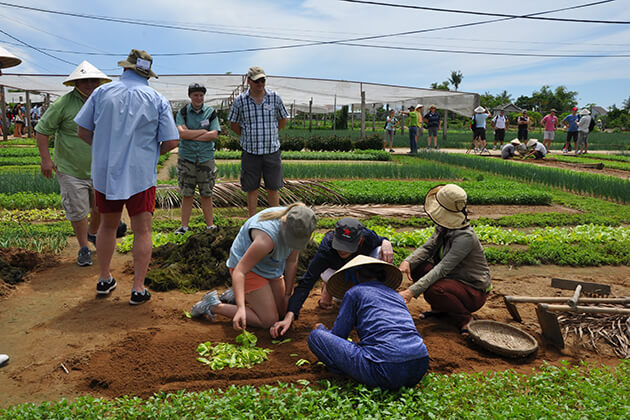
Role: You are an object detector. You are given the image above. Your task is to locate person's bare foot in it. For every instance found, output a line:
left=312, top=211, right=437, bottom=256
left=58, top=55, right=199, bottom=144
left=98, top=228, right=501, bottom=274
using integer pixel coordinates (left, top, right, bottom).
left=318, top=284, right=333, bottom=310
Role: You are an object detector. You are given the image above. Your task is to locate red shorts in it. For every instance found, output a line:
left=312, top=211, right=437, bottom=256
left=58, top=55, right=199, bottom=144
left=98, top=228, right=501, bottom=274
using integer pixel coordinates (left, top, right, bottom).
left=95, top=186, right=156, bottom=216
left=229, top=268, right=282, bottom=294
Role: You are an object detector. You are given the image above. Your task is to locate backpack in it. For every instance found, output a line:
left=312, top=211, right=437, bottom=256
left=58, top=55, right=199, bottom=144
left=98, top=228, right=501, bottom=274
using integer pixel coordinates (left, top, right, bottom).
left=588, top=117, right=595, bottom=132
left=179, top=105, right=217, bottom=128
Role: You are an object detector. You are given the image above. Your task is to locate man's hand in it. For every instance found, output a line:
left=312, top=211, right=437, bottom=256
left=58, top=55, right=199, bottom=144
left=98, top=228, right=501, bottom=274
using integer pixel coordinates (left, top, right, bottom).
left=379, top=240, right=394, bottom=264
left=40, top=158, right=56, bottom=179
left=399, top=260, right=412, bottom=281
left=399, top=289, right=414, bottom=304
left=270, top=318, right=292, bottom=338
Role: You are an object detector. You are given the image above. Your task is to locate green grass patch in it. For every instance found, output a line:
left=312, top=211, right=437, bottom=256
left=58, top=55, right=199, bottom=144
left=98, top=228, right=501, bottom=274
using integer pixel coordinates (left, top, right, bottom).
left=1, top=361, right=627, bottom=419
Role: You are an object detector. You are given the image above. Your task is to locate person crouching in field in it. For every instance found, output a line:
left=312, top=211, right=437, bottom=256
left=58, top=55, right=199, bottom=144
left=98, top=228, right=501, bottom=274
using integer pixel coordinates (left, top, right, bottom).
left=190, top=203, right=317, bottom=330
left=270, top=217, right=394, bottom=338
left=522, top=139, right=547, bottom=160
left=308, top=255, right=429, bottom=390
left=501, top=138, right=521, bottom=159
left=398, top=184, right=492, bottom=335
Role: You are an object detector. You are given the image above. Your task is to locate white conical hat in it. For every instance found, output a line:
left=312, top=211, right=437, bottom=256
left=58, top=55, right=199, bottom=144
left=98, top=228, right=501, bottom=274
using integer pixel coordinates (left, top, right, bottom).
left=0, top=45, right=21, bottom=69
left=63, top=60, right=111, bottom=86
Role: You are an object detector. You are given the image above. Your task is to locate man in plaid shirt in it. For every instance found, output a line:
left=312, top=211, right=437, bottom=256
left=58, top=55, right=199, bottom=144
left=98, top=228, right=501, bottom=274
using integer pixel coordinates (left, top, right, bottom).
left=229, top=66, right=289, bottom=216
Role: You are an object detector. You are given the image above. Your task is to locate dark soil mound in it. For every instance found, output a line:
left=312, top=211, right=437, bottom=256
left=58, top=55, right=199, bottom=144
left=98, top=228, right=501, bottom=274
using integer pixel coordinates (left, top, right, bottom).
left=145, top=227, right=319, bottom=292
left=0, top=247, right=54, bottom=285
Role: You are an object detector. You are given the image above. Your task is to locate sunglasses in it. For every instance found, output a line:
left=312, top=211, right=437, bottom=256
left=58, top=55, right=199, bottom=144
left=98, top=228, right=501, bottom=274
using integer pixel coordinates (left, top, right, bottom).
left=250, top=78, right=266, bottom=84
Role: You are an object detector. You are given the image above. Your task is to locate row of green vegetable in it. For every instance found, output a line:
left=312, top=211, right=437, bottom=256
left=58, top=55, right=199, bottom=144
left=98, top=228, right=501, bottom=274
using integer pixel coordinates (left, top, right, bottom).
left=1, top=361, right=628, bottom=419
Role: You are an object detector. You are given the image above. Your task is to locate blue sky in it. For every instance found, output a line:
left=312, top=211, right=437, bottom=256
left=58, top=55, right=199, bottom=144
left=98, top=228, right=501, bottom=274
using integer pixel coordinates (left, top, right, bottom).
left=1, top=0, right=629, bottom=108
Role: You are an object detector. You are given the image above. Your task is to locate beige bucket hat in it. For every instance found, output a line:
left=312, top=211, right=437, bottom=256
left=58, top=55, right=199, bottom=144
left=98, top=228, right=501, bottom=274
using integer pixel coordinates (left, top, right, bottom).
left=0, top=45, right=21, bottom=69
left=63, top=60, right=111, bottom=87
left=327, top=255, right=402, bottom=300
left=282, top=206, right=317, bottom=250
left=118, top=49, right=158, bottom=79
left=424, top=184, right=469, bottom=229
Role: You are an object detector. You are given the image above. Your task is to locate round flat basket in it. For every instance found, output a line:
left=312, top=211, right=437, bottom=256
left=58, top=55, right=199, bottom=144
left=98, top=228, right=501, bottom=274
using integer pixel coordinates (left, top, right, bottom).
left=467, top=320, right=538, bottom=358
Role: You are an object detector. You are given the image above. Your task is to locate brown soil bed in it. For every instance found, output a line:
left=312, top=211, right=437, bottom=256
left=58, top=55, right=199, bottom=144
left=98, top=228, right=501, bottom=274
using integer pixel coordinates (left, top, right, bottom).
left=1, top=217, right=629, bottom=408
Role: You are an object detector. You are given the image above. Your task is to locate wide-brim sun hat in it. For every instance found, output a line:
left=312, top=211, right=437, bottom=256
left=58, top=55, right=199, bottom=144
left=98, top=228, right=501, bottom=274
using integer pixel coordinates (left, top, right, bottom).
left=63, top=60, right=111, bottom=87
left=0, top=45, right=21, bottom=69
left=118, top=49, right=158, bottom=79
left=416, top=104, right=424, bottom=109
left=424, top=184, right=469, bottom=230
left=429, top=104, right=436, bottom=109
left=282, top=206, right=317, bottom=250
left=579, top=108, right=591, bottom=115
left=327, top=255, right=402, bottom=300
left=510, top=138, right=521, bottom=146
left=474, top=106, right=485, bottom=113
left=526, top=139, right=538, bottom=148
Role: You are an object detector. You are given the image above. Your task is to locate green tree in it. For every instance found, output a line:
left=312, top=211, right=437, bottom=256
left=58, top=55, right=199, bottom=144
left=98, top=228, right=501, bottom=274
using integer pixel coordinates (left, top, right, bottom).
left=448, top=70, right=463, bottom=91
left=621, top=96, right=630, bottom=112
left=335, top=105, right=348, bottom=129
left=430, top=81, right=450, bottom=91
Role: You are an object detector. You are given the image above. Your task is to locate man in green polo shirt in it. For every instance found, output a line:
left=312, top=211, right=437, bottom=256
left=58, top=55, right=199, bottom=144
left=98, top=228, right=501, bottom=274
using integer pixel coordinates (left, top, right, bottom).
left=35, top=61, right=111, bottom=266
left=173, top=83, right=221, bottom=234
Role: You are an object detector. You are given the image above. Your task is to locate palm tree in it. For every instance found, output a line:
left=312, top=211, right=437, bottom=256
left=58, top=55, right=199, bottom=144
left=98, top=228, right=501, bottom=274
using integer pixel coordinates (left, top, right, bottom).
left=449, top=71, right=463, bottom=91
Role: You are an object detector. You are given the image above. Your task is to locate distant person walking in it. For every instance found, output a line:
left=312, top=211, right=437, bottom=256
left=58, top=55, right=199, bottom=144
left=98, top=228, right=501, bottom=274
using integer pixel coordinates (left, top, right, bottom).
left=228, top=66, right=289, bottom=216
left=562, top=107, right=580, bottom=153
left=517, top=110, right=530, bottom=141
left=576, top=108, right=592, bottom=155
left=75, top=49, right=179, bottom=305
left=541, top=109, right=558, bottom=153
left=35, top=61, right=111, bottom=267
left=491, top=110, right=509, bottom=150
left=383, top=109, right=399, bottom=152
left=173, top=82, right=220, bottom=235
left=472, top=106, right=491, bottom=153
left=423, top=104, right=441, bottom=150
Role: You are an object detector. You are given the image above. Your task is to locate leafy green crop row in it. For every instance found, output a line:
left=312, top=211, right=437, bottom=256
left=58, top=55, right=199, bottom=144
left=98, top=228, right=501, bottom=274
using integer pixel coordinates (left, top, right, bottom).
left=329, top=179, right=552, bottom=205
left=0, top=156, right=41, bottom=166
left=1, top=361, right=627, bottom=419
left=0, top=192, right=61, bottom=209
left=0, top=147, right=48, bottom=157
left=0, top=173, right=60, bottom=194
left=0, top=221, right=72, bottom=254
left=419, top=151, right=630, bottom=203
left=552, top=155, right=630, bottom=171
left=216, top=160, right=460, bottom=180
left=215, top=150, right=392, bottom=161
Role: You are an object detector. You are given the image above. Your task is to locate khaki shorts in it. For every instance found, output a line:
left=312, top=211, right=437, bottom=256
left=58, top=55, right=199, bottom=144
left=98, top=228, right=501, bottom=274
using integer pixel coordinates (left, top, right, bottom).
left=543, top=130, right=555, bottom=140
left=56, top=171, right=94, bottom=222
left=177, top=157, right=217, bottom=197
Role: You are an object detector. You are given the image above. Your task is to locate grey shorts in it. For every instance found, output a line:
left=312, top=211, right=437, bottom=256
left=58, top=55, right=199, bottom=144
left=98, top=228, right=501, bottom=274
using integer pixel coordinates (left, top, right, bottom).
left=428, top=126, right=438, bottom=137
left=56, top=171, right=94, bottom=222
left=384, top=129, right=394, bottom=143
left=240, top=150, right=283, bottom=192
left=543, top=130, right=555, bottom=140
left=577, top=131, right=589, bottom=149
left=177, top=157, right=217, bottom=197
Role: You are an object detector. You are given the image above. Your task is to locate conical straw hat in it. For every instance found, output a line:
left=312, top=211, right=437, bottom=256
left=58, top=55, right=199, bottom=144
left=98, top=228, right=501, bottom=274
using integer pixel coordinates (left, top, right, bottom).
left=63, top=60, right=111, bottom=86
left=0, top=45, right=21, bottom=69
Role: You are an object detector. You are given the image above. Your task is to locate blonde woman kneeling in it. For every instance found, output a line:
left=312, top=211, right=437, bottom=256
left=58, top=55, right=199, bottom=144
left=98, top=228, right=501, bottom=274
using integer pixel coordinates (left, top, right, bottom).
left=190, top=203, right=317, bottom=330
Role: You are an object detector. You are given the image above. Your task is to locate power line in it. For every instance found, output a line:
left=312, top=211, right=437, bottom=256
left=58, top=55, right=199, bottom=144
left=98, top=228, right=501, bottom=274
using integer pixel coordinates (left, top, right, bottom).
left=0, top=28, right=76, bottom=65
left=339, top=0, right=629, bottom=24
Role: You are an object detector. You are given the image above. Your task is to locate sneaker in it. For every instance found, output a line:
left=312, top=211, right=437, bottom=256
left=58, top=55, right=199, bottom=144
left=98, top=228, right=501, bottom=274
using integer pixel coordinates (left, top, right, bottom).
left=77, top=246, right=92, bottom=267
left=474, top=148, right=480, bottom=153
left=174, top=226, right=189, bottom=235
left=389, top=148, right=395, bottom=152
left=206, top=225, right=217, bottom=231
left=96, top=276, right=117, bottom=295
left=434, top=145, right=439, bottom=150
left=492, top=145, right=497, bottom=150
left=191, top=290, right=221, bottom=319
left=0, top=354, right=8, bottom=367
left=219, top=288, right=235, bottom=304
left=562, top=148, right=567, bottom=154
left=129, top=289, right=151, bottom=305
left=116, top=222, right=127, bottom=238
left=87, top=233, right=97, bottom=245
left=481, top=148, right=489, bottom=154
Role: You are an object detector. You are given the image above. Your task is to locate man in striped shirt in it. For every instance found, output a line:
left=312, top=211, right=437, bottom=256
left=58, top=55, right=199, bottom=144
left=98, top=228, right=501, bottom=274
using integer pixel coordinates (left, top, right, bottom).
left=229, top=66, right=289, bottom=216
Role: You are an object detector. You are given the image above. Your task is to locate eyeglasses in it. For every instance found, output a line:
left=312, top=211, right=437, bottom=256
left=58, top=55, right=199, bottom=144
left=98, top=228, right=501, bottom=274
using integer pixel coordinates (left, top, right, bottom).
left=250, top=78, right=266, bottom=84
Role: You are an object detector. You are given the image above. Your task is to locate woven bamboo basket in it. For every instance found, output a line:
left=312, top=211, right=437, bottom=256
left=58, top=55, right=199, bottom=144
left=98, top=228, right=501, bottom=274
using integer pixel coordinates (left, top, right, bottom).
left=467, top=320, right=538, bottom=358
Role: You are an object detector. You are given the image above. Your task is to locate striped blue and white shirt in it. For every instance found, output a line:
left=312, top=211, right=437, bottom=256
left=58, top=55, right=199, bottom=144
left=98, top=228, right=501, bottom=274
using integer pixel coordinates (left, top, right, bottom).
left=228, top=88, right=288, bottom=155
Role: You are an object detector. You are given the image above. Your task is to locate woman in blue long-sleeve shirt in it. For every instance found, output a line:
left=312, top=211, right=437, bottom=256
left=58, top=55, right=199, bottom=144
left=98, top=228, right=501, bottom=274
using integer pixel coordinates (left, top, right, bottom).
left=308, top=255, right=429, bottom=390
